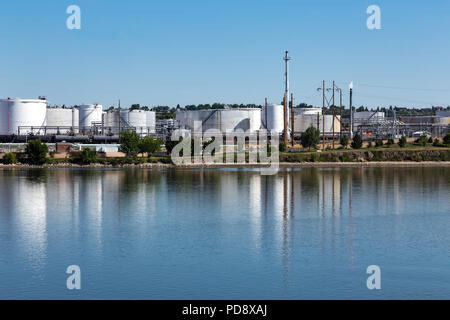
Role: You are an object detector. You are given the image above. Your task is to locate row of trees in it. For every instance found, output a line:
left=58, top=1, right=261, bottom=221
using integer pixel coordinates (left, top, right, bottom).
left=119, top=130, right=163, bottom=157
left=297, top=128, right=450, bottom=151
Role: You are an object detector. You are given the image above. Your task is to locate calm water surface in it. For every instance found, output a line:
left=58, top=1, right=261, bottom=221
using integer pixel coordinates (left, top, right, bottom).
left=0, top=167, right=449, bottom=299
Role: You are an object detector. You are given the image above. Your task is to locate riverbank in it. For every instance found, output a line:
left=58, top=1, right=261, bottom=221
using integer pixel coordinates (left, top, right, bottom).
left=1, top=147, right=449, bottom=169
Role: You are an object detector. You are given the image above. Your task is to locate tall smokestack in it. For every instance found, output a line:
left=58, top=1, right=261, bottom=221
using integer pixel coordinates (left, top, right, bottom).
left=283, top=51, right=291, bottom=136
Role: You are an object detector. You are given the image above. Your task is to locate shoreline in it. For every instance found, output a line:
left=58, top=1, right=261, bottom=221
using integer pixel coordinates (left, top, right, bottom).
left=1, top=161, right=450, bottom=170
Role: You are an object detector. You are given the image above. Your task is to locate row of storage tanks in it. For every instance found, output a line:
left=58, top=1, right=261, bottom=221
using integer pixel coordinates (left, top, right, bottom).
left=175, top=105, right=341, bottom=135
left=0, top=98, right=156, bottom=135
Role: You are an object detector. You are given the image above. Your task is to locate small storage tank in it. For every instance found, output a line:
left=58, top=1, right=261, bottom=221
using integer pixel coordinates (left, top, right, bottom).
left=0, top=98, right=47, bottom=135
left=262, top=104, right=284, bottom=133
left=79, top=104, right=103, bottom=132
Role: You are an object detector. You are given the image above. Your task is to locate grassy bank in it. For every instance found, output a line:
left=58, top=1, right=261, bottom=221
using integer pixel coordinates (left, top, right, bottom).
left=280, top=147, right=450, bottom=163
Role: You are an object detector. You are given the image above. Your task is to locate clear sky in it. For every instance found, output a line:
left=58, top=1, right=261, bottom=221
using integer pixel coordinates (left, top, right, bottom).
left=1, top=0, right=449, bottom=109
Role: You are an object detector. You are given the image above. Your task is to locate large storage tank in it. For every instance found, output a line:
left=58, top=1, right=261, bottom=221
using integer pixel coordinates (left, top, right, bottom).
left=0, top=98, right=47, bottom=135
left=79, top=104, right=103, bottom=131
left=121, top=109, right=147, bottom=136
left=294, top=114, right=341, bottom=135
left=176, top=109, right=261, bottom=133
left=103, top=109, right=156, bottom=135
left=46, top=107, right=79, bottom=134
left=262, top=104, right=284, bottom=133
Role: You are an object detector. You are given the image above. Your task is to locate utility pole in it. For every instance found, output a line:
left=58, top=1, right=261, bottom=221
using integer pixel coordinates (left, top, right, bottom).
left=349, top=82, right=353, bottom=139
left=332, top=81, right=335, bottom=149
left=340, top=88, right=343, bottom=139
left=264, top=98, right=268, bottom=129
left=283, top=92, right=288, bottom=147
left=322, top=80, right=325, bottom=150
left=118, top=99, right=121, bottom=134
left=284, top=51, right=291, bottom=144
left=290, top=93, right=294, bottom=147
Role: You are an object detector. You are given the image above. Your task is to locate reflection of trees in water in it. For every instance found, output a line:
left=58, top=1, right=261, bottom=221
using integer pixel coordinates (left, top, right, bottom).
left=24, top=169, right=49, bottom=184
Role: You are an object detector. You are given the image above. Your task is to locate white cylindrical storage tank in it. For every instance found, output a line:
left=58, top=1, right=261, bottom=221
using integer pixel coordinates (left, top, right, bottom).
left=72, top=107, right=79, bottom=133
left=146, top=111, right=156, bottom=134
left=120, top=109, right=147, bottom=136
left=0, top=98, right=47, bottom=135
left=79, top=104, right=103, bottom=132
left=263, top=104, right=284, bottom=133
left=294, top=114, right=341, bottom=134
left=46, top=108, right=74, bottom=134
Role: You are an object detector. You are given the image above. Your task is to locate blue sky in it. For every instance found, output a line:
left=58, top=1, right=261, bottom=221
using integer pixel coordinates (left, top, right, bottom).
left=0, top=0, right=449, bottom=109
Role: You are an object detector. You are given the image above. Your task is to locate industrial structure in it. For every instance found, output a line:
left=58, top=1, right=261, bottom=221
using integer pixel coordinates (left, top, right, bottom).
left=175, top=108, right=262, bottom=134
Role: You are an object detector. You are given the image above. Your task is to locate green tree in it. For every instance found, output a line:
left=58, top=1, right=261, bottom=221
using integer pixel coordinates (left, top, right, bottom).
left=3, top=152, right=18, bottom=164
left=300, top=126, right=320, bottom=151
left=340, top=135, right=349, bottom=148
left=387, top=138, right=394, bottom=146
left=81, top=148, right=96, bottom=164
left=139, top=136, right=162, bottom=156
left=119, top=130, right=141, bottom=157
left=25, top=139, right=48, bottom=165
left=398, top=136, right=407, bottom=148
left=416, top=134, right=428, bottom=147
left=443, top=133, right=450, bottom=145
left=351, top=134, right=363, bottom=149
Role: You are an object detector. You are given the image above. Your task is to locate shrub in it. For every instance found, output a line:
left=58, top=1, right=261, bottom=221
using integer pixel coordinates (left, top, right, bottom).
left=81, top=148, right=96, bottom=165
left=25, top=139, right=48, bottom=165
left=444, top=133, right=450, bottom=145
left=3, top=152, right=18, bottom=164
left=428, top=137, right=433, bottom=143
left=387, top=138, right=394, bottom=146
left=119, top=130, right=140, bottom=157
left=433, top=139, right=441, bottom=147
left=375, top=139, right=383, bottom=147
left=367, top=141, right=373, bottom=148
left=279, top=142, right=286, bottom=152
left=351, top=134, right=363, bottom=149
left=398, top=136, right=407, bottom=148
left=340, top=135, right=349, bottom=148
left=300, top=126, right=320, bottom=151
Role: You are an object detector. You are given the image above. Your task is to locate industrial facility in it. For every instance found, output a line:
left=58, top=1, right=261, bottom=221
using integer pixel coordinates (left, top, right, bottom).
left=0, top=98, right=157, bottom=143
left=0, top=52, right=448, bottom=146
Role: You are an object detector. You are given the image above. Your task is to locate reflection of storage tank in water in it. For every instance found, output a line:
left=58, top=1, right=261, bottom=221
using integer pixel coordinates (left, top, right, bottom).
left=176, top=109, right=261, bottom=133
left=79, top=104, right=103, bottom=132
left=0, top=98, right=47, bottom=135
left=262, top=104, right=284, bottom=133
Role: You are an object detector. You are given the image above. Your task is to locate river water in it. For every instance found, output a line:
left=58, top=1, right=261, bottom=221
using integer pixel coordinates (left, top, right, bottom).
left=0, top=167, right=449, bottom=299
